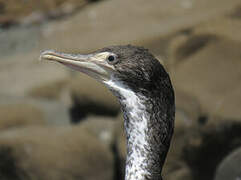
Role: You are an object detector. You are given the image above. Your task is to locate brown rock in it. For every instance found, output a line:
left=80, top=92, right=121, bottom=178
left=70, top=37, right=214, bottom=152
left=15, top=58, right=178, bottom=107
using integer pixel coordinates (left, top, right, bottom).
left=69, top=73, right=120, bottom=120
left=193, top=16, right=241, bottom=43
left=169, top=33, right=217, bottom=67
left=163, top=165, right=192, bottom=180
left=28, top=79, right=69, bottom=101
left=39, top=0, right=241, bottom=52
left=70, top=74, right=119, bottom=107
left=172, top=37, right=241, bottom=119
left=0, top=0, right=88, bottom=26
left=0, top=103, right=45, bottom=130
left=0, top=51, right=69, bottom=98
left=175, top=89, right=202, bottom=125
left=214, top=84, right=241, bottom=120
left=0, top=125, right=114, bottom=180
left=79, top=115, right=118, bottom=147
left=0, top=96, right=71, bottom=129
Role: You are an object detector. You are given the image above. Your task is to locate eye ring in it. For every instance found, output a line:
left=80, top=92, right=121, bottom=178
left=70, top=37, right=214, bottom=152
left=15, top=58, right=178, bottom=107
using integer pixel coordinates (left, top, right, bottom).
left=106, top=54, right=118, bottom=64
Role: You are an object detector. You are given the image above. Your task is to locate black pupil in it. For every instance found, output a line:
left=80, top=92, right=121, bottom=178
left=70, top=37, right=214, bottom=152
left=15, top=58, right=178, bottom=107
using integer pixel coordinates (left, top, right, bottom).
left=108, top=55, right=115, bottom=62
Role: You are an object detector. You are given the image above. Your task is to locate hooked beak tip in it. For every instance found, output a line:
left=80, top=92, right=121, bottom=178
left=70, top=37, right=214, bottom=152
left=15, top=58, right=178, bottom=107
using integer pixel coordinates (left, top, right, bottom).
left=39, top=50, right=57, bottom=62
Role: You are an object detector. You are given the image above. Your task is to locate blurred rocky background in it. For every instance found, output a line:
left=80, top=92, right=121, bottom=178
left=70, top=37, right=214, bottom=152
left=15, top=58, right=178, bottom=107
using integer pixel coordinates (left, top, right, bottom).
left=0, top=0, right=241, bottom=179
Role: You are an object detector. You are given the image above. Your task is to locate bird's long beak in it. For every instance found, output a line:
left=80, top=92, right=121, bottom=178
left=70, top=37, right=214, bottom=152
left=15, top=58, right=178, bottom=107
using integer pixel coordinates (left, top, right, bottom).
left=40, top=50, right=112, bottom=81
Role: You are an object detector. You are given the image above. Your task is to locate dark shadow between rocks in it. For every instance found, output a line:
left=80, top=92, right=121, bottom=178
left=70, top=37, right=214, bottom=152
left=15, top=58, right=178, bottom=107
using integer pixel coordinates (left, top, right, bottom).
left=183, top=121, right=241, bottom=180
left=69, top=95, right=120, bottom=124
left=0, top=146, right=29, bottom=180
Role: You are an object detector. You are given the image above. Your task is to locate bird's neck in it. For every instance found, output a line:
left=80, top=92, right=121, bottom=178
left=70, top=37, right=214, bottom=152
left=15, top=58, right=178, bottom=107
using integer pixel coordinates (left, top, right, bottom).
left=121, top=93, right=164, bottom=180
left=105, top=80, right=174, bottom=180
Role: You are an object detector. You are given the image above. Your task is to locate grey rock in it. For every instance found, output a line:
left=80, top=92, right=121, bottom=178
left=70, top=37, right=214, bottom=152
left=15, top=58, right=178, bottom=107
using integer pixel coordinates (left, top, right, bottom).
left=214, top=147, right=241, bottom=180
left=184, top=120, right=241, bottom=180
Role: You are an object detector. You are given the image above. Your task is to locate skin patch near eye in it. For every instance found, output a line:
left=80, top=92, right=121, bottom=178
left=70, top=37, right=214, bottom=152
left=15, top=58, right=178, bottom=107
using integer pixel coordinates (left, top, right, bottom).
left=94, top=52, right=112, bottom=60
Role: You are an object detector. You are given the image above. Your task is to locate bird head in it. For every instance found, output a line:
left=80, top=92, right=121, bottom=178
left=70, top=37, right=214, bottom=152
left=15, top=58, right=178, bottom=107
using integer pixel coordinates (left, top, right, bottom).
left=40, top=45, right=170, bottom=95
left=40, top=45, right=175, bottom=180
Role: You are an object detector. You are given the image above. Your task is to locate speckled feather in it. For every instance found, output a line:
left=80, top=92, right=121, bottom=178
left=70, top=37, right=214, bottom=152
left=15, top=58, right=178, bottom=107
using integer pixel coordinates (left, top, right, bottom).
left=99, top=45, right=175, bottom=180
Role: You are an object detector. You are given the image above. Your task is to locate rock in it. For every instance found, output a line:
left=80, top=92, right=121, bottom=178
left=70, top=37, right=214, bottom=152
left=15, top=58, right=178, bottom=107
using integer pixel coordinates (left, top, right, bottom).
left=0, top=26, right=40, bottom=57
left=0, top=103, right=45, bottom=131
left=69, top=74, right=119, bottom=108
left=214, top=147, right=241, bottom=180
left=167, top=16, right=241, bottom=180
left=175, top=89, right=202, bottom=126
left=79, top=115, right=118, bottom=147
left=27, top=61, right=120, bottom=115
left=39, top=0, right=240, bottom=52
left=229, top=4, right=241, bottom=19
left=68, top=74, right=120, bottom=122
left=164, top=165, right=192, bottom=180
left=0, top=96, right=71, bottom=129
left=0, top=0, right=88, bottom=27
left=167, top=32, right=191, bottom=68
left=0, top=125, right=114, bottom=180
left=171, top=37, right=241, bottom=119
left=0, top=0, right=235, bottom=57
left=0, top=0, right=240, bottom=57
left=213, top=84, right=241, bottom=120
left=167, top=7, right=241, bottom=66
left=183, top=120, right=241, bottom=180
left=169, top=33, right=217, bottom=67
left=193, top=16, right=241, bottom=43
left=28, top=79, right=69, bottom=101
left=0, top=51, right=70, bottom=99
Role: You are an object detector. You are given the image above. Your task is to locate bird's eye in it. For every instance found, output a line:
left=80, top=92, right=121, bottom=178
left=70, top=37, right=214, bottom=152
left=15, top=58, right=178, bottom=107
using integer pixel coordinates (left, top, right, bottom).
left=108, top=55, right=115, bottom=61
left=106, top=55, right=118, bottom=64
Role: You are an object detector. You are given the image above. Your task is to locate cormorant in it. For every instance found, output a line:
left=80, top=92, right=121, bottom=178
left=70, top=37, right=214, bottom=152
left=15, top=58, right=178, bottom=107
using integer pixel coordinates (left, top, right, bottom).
left=40, top=45, right=175, bottom=180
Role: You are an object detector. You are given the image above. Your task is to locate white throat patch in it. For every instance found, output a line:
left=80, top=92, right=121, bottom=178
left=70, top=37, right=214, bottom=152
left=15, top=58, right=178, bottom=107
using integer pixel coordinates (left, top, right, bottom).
left=104, top=79, right=151, bottom=180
